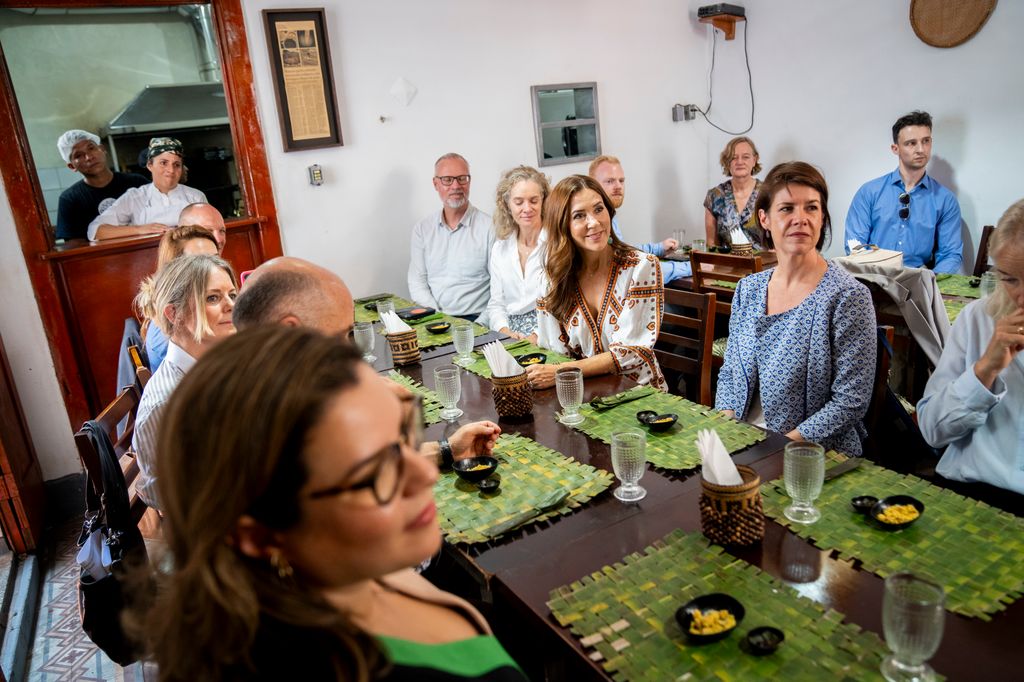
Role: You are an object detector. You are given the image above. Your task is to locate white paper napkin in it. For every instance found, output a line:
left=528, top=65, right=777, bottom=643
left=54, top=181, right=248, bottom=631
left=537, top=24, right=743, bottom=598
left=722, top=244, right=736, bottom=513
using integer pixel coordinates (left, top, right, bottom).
left=696, top=428, right=743, bottom=485
left=379, top=310, right=412, bottom=334
left=482, top=340, right=524, bottom=377
left=729, top=227, right=750, bottom=245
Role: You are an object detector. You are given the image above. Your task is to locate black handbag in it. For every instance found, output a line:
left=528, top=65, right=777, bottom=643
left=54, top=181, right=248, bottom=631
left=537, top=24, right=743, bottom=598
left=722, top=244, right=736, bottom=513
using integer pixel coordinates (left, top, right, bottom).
left=76, top=421, right=151, bottom=666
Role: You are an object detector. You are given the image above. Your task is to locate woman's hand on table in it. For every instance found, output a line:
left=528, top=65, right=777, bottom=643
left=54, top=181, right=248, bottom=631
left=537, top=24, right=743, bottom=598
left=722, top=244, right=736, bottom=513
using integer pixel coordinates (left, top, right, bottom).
left=450, top=421, right=501, bottom=461
left=525, top=362, right=560, bottom=389
left=500, top=327, right=526, bottom=340
left=974, top=309, right=1024, bottom=389
left=525, top=332, right=538, bottom=346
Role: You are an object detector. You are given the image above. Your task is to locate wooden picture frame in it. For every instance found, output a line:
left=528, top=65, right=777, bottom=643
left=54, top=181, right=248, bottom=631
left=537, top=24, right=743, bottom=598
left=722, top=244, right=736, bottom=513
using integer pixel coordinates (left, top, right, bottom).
left=262, top=8, right=343, bottom=151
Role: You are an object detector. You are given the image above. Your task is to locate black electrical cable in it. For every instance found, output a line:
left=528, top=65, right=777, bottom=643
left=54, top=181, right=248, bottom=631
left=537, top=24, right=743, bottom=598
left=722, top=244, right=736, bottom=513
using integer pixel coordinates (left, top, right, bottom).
left=698, top=19, right=754, bottom=136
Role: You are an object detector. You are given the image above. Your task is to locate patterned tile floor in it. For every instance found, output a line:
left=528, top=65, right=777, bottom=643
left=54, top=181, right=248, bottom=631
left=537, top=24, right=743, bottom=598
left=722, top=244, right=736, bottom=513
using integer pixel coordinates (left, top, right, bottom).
left=25, top=521, right=145, bottom=681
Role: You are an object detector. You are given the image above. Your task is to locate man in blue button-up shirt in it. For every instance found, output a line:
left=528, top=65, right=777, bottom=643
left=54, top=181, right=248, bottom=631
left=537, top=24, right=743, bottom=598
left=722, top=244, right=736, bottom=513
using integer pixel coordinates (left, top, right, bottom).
left=845, top=111, right=963, bottom=273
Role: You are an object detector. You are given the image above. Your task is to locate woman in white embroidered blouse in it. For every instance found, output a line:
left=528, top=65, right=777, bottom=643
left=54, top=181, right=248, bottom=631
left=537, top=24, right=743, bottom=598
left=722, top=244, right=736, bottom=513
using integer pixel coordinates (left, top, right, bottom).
left=527, top=175, right=665, bottom=390
left=485, top=166, right=551, bottom=340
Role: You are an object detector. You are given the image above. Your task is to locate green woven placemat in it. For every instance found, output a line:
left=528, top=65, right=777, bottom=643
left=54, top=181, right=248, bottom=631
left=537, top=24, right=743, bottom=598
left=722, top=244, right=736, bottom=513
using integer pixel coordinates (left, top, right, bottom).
left=386, top=370, right=443, bottom=425
left=379, top=315, right=490, bottom=350
left=434, top=433, right=613, bottom=544
left=762, top=451, right=1024, bottom=619
left=944, top=298, right=967, bottom=323
left=547, top=529, right=889, bottom=681
left=461, top=339, right=573, bottom=379
left=572, top=388, right=766, bottom=471
left=354, top=294, right=418, bottom=323
left=710, top=279, right=738, bottom=290
left=712, top=336, right=728, bottom=358
left=935, top=273, right=981, bottom=299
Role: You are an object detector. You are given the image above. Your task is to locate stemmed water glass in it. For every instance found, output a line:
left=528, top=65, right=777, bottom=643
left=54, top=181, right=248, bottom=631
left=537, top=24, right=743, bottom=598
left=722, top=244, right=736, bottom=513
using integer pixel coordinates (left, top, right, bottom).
left=452, top=320, right=475, bottom=366
left=783, top=441, right=825, bottom=524
left=433, top=366, right=463, bottom=421
left=610, top=429, right=647, bottom=502
left=555, top=367, right=584, bottom=425
left=352, top=321, right=376, bottom=363
left=881, top=573, right=945, bottom=682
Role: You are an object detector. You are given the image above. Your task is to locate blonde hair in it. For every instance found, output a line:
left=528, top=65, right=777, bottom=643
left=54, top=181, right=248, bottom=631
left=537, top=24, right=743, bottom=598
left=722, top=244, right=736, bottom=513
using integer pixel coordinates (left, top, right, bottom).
left=719, top=137, right=762, bottom=176
left=156, top=225, right=218, bottom=269
left=134, top=255, right=235, bottom=343
left=493, top=166, right=551, bottom=240
left=587, top=155, right=621, bottom=177
left=985, top=198, right=1024, bottom=320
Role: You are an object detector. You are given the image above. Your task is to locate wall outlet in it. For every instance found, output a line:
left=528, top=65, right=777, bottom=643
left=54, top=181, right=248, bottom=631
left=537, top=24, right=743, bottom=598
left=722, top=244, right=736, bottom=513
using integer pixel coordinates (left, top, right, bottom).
left=672, top=104, right=700, bottom=122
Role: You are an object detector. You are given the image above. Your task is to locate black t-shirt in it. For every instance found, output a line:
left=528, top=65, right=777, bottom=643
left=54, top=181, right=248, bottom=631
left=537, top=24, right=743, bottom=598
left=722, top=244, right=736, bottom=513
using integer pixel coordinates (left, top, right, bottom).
left=55, top=171, right=149, bottom=240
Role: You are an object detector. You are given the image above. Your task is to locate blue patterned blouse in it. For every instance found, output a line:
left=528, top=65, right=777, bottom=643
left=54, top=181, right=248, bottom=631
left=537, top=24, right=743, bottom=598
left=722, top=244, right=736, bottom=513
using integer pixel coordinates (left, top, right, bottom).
left=715, top=262, right=876, bottom=455
left=703, top=178, right=765, bottom=248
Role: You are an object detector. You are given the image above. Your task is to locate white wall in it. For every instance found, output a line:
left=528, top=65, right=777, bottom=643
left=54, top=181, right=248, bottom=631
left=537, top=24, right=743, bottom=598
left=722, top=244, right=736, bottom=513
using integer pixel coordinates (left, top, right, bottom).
left=700, top=0, right=1024, bottom=266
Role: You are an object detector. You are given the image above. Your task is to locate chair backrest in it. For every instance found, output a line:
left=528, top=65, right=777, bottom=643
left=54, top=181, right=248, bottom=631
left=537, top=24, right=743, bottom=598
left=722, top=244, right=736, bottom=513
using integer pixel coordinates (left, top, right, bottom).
left=654, top=289, right=716, bottom=406
left=74, top=385, right=147, bottom=524
left=973, top=224, right=996, bottom=278
left=128, top=345, right=151, bottom=391
left=864, top=325, right=895, bottom=438
left=689, top=251, right=763, bottom=317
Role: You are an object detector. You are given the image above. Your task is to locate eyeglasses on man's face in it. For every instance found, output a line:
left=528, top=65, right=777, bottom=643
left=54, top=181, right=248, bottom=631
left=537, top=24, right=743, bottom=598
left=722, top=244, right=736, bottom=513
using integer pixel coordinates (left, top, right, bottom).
left=898, top=192, right=911, bottom=221
left=435, top=175, right=471, bottom=186
left=307, top=395, right=424, bottom=506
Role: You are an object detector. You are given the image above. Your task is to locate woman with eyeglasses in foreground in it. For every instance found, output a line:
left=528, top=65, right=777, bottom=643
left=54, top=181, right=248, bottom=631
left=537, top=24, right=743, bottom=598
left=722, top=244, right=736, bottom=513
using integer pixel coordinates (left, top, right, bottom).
left=141, top=326, right=526, bottom=681
left=918, top=199, right=1024, bottom=494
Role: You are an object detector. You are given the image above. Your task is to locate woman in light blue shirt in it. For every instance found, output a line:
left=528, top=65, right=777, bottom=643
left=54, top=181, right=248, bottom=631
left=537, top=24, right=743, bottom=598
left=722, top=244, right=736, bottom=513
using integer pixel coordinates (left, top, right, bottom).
left=918, top=199, right=1024, bottom=493
left=716, top=162, right=876, bottom=455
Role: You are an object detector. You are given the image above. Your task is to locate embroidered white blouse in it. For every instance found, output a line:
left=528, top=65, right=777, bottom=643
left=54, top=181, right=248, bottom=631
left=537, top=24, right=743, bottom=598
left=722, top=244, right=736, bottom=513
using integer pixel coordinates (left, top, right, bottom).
left=536, top=250, right=666, bottom=389
left=485, top=230, right=549, bottom=333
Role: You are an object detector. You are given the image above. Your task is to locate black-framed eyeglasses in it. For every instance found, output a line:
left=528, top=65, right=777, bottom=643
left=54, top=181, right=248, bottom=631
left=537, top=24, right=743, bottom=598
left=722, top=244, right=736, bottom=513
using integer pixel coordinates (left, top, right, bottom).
left=435, top=175, right=471, bottom=186
left=898, top=192, right=911, bottom=221
left=307, top=395, right=424, bottom=506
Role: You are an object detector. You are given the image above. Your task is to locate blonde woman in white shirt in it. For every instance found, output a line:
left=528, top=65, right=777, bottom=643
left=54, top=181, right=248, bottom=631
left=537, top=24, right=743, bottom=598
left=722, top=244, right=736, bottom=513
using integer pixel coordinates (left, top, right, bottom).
left=485, top=166, right=551, bottom=341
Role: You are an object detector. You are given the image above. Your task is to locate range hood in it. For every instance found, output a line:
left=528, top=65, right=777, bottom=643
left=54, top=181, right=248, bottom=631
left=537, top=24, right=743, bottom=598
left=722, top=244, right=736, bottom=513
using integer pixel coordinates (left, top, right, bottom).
left=100, top=82, right=228, bottom=135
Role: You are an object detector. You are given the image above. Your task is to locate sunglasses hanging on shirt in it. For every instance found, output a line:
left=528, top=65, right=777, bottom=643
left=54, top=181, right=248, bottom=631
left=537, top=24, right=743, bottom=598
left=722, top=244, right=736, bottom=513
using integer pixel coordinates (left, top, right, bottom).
left=898, top=192, right=911, bottom=221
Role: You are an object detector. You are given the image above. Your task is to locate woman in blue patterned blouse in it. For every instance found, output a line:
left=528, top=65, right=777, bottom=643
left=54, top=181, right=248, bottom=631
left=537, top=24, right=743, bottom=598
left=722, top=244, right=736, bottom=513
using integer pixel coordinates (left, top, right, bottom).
left=715, top=162, right=876, bottom=455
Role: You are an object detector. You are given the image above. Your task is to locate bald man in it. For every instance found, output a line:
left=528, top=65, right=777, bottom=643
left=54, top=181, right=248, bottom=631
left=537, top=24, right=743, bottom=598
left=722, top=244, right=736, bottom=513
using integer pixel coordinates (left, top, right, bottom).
left=178, top=202, right=227, bottom=253
left=234, top=256, right=500, bottom=464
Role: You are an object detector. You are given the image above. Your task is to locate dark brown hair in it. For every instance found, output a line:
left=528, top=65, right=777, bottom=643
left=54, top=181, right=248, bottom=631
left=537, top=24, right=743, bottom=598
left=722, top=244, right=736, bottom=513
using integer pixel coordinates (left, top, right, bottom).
left=892, top=110, right=932, bottom=144
left=755, top=161, right=832, bottom=251
left=143, top=326, right=383, bottom=681
left=542, top=175, right=632, bottom=322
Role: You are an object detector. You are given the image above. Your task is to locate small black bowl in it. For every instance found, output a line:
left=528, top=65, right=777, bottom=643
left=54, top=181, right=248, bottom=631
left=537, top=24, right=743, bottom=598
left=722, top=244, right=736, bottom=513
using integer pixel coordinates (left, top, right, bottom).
left=516, top=352, right=546, bottom=367
left=452, top=456, right=498, bottom=483
left=870, top=495, right=925, bottom=530
left=744, top=626, right=784, bottom=656
left=851, top=495, right=878, bottom=515
left=636, top=410, right=658, bottom=424
left=363, top=302, right=378, bottom=312
left=477, top=477, right=501, bottom=493
left=647, top=413, right=678, bottom=432
left=425, top=321, right=451, bottom=335
left=969, top=277, right=981, bottom=288
left=675, top=593, right=745, bottom=644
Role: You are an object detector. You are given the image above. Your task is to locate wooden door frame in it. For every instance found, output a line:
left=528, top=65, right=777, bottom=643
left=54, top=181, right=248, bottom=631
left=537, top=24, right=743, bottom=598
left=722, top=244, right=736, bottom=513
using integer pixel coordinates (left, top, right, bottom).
left=0, top=0, right=282, bottom=430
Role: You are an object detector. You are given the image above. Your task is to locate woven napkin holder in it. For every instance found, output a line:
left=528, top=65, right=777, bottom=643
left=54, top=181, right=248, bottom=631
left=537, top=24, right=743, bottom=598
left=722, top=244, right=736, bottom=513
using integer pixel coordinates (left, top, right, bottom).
left=699, top=464, right=764, bottom=546
left=491, top=372, right=533, bottom=418
left=386, top=330, right=420, bottom=365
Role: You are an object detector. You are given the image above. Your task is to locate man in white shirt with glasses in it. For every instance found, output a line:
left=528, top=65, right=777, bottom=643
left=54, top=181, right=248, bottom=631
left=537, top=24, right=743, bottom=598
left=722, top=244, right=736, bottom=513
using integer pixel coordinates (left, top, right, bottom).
left=408, top=153, right=495, bottom=322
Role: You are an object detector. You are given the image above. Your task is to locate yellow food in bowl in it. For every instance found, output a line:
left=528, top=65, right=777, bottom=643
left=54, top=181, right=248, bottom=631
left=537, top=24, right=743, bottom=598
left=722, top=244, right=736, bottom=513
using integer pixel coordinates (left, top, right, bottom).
left=653, top=417, right=674, bottom=424
left=522, top=357, right=542, bottom=364
left=689, top=608, right=736, bottom=635
left=465, top=463, right=491, bottom=472
left=877, top=504, right=920, bottom=524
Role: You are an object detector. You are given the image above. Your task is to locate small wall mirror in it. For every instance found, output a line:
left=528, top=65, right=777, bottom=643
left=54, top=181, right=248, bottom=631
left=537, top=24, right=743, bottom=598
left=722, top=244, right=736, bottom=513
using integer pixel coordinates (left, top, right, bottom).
left=531, top=82, right=600, bottom=168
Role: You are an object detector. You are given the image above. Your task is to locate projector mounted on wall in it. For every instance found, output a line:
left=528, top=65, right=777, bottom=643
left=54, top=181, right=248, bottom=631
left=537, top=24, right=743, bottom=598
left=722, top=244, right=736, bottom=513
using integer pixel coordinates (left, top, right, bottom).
left=697, top=4, right=745, bottom=19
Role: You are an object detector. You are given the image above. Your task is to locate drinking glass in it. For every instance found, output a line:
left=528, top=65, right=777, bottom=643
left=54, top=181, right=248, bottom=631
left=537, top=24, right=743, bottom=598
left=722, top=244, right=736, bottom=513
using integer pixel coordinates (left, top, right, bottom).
left=433, top=366, right=463, bottom=421
left=672, top=230, right=685, bottom=253
left=555, top=367, right=584, bottom=425
left=691, top=238, right=706, bottom=252
left=979, top=270, right=999, bottom=298
left=881, top=573, right=945, bottom=682
left=783, top=441, right=825, bottom=524
left=352, top=321, right=376, bottom=363
left=452, top=320, right=475, bottom=365
left=610, top=429, right=647, bottom=502
left=376, top=298, right=396, bottom=318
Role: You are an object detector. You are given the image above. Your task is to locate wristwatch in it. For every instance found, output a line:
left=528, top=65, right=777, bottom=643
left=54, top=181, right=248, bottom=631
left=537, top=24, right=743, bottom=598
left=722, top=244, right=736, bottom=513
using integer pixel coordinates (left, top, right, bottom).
left=439, top=438, right=454, bottom=468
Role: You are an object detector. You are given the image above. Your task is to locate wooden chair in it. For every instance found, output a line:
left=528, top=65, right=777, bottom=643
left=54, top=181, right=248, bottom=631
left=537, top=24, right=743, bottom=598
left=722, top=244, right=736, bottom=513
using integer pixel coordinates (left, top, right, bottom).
left=74, top=385, right=148, bottom=525
left=689, top=251, right=763, bottom=318
left=655, top=289, right=716, bottom=406
left=973, top=224, right=996, bottom=277
left=128, top=344, right=151, bottom=391
left=864, top=325, right=895, bottom=441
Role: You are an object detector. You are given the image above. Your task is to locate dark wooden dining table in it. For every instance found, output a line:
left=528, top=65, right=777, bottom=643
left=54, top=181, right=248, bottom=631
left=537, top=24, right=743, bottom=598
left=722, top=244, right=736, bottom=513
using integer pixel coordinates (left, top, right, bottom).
left=383, top=340, right=1024, bottom=682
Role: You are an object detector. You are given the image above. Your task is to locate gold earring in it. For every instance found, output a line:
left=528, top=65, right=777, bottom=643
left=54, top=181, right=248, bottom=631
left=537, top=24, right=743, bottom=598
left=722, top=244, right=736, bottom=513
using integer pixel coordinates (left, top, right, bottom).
left=269, top=549, right=293, bottom=579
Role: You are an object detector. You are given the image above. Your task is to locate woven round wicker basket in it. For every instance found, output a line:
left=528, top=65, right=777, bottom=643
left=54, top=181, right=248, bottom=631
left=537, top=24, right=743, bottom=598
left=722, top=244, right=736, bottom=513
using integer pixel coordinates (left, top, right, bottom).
left=699, top=465, right=765, bottom=546
left=491, top=372, right=533, bottom=418
left=386, top=330, right=420, bottom=365
left=910, top=0, right=996, bottom=48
